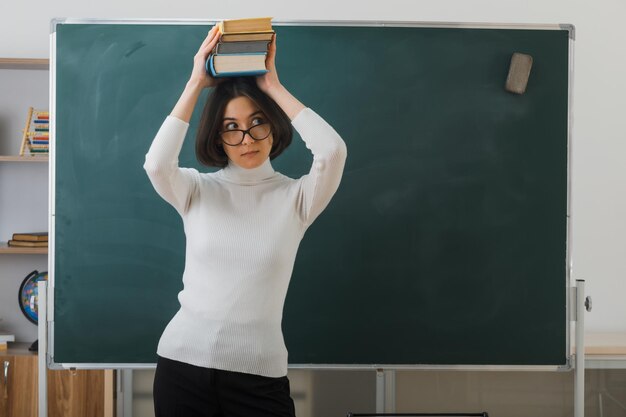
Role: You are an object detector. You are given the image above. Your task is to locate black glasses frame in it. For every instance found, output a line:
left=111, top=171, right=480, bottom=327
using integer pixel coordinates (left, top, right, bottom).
left=219, top=123, right=272, bottom=146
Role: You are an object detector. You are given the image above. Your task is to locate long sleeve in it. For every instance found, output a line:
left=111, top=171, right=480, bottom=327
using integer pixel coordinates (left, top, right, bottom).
left=143, top=116, right=199, bottom=215
left=153, top=110, right=346, bottom=378
left=292, top=108, right=348, bottom=226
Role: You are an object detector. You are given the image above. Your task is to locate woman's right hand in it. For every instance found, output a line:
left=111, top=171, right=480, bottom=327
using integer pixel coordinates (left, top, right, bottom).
left=170, top=26, right=221, bottom=121
left=189, top=26, right=221, bottom=89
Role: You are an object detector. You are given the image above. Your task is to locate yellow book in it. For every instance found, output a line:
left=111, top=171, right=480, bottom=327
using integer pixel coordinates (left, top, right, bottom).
left=12, top=232, right=48, bottom=242
left=219, top=32, right=274, bottom=42
left=218, top=17, right=273, bottom=34
left=8, top=240, right=48, bottom=247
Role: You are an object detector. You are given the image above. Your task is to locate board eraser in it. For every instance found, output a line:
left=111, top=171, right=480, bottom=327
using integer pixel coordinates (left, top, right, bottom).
left=505, top=53, right=533, bottom=94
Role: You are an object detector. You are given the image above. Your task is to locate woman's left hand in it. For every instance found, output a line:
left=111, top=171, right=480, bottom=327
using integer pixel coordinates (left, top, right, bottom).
left=256, top=34, right=282, bottom=94
left=255, top=33, right=305, bottom=120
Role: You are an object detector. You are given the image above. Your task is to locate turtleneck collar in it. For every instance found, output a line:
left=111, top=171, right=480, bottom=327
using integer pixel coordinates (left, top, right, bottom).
left=220, top=158, right=276, bottom=184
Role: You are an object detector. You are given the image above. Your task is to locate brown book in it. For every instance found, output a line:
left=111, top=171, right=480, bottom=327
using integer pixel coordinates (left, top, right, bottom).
left=8, top=240, right=48, bottom=247
left=219, top=32, right=274, bottom=42
left=212, top=54, right=268, bottom=74
left=219, top=17, right=272, bottom=34
left=12, top=232, right=48, bottom=242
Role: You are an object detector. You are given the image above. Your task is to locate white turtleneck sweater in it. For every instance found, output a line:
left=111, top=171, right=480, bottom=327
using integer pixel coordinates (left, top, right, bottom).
left=143, top=108, right=347, bottom=377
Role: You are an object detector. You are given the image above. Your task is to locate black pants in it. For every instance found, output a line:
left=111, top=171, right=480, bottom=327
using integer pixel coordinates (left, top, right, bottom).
left=153, top=356, right=296, bottom=417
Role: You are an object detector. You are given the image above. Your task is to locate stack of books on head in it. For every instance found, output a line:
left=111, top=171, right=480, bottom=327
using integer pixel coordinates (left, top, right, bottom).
left=27, top=110, right=49, bottom=155
left=7, top=232, right=48, bottom=248
left=206, top=17, right=274, bottom=78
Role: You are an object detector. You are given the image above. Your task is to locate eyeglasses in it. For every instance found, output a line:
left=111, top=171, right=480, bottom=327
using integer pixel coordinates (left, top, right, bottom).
left=219, top=123, right=272, bottom=146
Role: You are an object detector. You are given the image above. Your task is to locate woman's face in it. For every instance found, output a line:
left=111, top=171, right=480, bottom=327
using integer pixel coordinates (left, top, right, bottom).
left=220, top=96, right=273, bottom=170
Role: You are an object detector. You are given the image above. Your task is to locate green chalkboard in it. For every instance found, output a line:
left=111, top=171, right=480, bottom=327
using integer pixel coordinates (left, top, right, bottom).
left=52, top=21, right=570, bottom=367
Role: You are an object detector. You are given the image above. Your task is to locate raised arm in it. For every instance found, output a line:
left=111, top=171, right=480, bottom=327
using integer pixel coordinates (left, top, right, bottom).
left=256, top=35, right=347, bottom=225
left=143, top=26, right=221, bottom=214
left=255, top=34, right=305, bottom=120
left=171, top=26, right=222, bottom=122
left=292, top=108, right=347, bottom=225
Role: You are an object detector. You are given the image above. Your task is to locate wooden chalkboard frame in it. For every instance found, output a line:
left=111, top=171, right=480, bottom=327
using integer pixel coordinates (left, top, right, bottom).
left=47, top=18, right=574, bottom=370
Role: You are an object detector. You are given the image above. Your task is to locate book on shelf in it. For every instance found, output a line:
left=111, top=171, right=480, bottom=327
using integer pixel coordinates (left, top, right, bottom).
left=206, top=17, right=274, bottom=78
left=12, top=232, right=48, bottom=242
left=7, top=240, right=48, bottom=248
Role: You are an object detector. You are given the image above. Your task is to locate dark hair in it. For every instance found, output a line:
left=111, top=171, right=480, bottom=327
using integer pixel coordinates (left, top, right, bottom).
left=195, top=77, right=293, bottom=168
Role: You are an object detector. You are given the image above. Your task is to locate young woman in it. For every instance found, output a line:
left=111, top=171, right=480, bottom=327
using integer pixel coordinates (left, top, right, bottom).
left=144, top=26, right=347, bottom=417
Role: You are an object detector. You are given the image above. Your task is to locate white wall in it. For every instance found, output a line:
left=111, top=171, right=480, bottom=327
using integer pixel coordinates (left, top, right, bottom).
left=2, top=0, right=625, bottom=332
